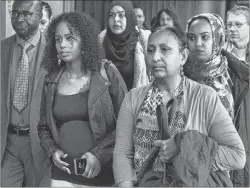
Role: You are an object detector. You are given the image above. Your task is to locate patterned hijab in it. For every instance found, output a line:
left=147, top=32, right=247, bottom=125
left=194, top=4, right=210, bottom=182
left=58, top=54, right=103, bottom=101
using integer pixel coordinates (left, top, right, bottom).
left=103, top=0, right=138, bottom=68
left=184, top=13, right=234, bottom=118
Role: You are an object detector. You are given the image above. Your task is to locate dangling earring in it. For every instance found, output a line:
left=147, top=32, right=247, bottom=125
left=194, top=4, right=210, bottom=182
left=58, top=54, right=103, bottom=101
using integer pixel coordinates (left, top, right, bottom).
left=57, top=55, right=61, bottom=65
left=180, top=65, right=184, bottom=76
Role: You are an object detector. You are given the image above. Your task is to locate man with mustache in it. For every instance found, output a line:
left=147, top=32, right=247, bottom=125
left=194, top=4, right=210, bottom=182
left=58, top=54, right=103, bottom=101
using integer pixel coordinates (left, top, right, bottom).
left=224, top=5, right=249, bottom=65
left=1, top=0, right=50, bottom=186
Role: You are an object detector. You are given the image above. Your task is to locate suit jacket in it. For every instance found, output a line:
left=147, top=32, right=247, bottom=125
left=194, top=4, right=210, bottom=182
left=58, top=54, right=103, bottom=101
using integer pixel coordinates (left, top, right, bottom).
left=1, top=33, right=49, bottom=175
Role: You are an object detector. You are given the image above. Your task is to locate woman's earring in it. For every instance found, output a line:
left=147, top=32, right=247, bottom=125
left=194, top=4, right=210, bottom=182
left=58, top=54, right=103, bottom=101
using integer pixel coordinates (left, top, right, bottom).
left=57, top=55, right=61, bottom=65
left=180, top=65, right=184, bottom=76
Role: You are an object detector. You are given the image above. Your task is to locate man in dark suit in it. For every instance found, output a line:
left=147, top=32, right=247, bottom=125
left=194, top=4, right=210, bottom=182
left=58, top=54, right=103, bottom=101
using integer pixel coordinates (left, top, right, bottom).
left=1, top=0, right=50, bottom=186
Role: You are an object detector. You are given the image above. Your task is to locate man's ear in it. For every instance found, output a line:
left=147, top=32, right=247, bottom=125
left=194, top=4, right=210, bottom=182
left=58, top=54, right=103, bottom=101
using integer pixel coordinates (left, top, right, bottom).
left=181, top=48, right=189, bottom=65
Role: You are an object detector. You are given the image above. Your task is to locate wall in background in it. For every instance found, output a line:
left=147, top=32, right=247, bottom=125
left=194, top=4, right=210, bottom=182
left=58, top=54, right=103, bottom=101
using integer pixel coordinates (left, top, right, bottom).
left=1, top=0, right=249, bottom=39
left=76, top=0, right=228, bottom=31
left=75, top=0, right=249, bottom=31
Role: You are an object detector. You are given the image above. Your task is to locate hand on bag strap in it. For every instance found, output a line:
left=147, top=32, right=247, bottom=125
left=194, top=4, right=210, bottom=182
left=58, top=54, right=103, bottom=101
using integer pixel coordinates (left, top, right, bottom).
left=137, top=105, right=170, bottom=184
left=157, top=105, right=170, bottom=184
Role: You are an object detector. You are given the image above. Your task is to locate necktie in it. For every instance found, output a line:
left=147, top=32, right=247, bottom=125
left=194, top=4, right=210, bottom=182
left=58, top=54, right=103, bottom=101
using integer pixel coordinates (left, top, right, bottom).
left=13, top=42, right=31, bottom=112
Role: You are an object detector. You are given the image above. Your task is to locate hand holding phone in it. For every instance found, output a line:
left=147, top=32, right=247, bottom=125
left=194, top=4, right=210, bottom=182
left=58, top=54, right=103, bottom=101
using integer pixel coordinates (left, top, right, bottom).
left=74, top=157, right=87, bottom=175
left=81, top=152, right=101, bottom=179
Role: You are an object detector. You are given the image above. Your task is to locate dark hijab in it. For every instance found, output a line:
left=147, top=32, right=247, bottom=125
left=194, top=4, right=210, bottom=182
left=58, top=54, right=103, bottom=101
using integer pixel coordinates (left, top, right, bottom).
left=103, top=0, right=138, bottom=68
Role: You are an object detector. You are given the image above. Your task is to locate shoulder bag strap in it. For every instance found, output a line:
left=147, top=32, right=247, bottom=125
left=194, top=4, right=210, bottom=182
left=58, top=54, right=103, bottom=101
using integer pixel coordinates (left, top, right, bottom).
left=137, top=105, right=169, bottom=183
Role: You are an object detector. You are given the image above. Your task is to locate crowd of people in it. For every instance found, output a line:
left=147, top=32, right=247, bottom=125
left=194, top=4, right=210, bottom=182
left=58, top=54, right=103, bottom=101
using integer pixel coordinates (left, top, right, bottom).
left=1, top=0, right=249, bottom=187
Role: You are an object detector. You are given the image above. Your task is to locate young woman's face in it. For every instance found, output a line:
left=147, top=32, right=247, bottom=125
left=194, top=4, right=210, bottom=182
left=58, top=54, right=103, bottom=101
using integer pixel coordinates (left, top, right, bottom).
left=109, top=6, right=127, bottom=35
left=159, top=11, right=174, bottom=27
left=187, top=19, right=213, bottom=63
left=147, top=31, right=186, bottom=78
left=55, top=21, right=82, bottom=63
left=39, top=8, right=50, bottom=33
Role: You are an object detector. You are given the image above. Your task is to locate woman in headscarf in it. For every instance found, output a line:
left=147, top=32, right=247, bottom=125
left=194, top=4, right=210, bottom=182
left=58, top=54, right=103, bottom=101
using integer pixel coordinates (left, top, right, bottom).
left=184, top=13, right=249, bottom=186
left=99, top=0, right=149, bottom=91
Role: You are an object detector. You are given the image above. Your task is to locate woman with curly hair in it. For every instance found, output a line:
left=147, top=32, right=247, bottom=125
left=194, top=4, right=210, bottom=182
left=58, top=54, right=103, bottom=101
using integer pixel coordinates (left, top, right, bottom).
left=37, top=12, right=127, bottom=187
left=99, top=0, right=149, bottom=91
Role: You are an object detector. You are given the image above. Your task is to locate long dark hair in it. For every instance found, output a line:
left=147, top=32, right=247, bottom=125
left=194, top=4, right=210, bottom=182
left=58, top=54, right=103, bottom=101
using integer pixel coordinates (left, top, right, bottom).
left=42, top=12, right=103, bottom=74
left=41, top=1, right=52, bottom=19
left=153, top=8, right=183, bottom=31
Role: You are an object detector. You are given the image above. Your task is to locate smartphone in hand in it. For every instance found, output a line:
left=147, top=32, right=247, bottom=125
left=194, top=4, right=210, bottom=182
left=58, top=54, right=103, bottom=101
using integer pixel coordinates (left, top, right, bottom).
left=74, top=157, right=87, bottom=175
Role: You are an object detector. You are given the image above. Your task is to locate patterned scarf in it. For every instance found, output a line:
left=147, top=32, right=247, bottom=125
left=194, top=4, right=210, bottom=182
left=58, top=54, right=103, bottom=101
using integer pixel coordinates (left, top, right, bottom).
left=184, top=13, right=234, bottom=119
left=133, top=77, right=186, bottom=173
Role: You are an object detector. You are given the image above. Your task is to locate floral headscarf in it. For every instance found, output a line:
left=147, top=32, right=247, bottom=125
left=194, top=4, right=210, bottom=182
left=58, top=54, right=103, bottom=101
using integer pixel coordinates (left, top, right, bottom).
left=186, top=13, right=226, bottom=60
left=184, top=13, right=234, bottom=119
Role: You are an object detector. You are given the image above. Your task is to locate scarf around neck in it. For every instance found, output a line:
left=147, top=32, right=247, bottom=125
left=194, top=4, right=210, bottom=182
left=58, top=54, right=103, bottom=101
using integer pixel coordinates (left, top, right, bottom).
left=103, top=0, right=138, bottom=68
left=133, top=76, right=186, bottom=173
left=184, top=13, right=234, bottom=118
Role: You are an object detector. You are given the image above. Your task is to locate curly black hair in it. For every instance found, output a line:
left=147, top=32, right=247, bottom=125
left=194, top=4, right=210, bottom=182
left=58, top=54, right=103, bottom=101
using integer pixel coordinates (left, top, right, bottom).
left=42, top=11, right=103, bottom=73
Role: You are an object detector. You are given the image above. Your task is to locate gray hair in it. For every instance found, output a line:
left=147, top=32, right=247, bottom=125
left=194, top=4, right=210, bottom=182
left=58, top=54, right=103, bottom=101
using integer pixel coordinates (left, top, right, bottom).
left=226, top=5, right=249, bottom=23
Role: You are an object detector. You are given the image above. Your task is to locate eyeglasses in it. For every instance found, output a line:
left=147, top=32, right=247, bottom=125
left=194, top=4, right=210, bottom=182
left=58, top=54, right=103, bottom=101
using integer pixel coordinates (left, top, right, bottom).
left=226, top=22, right=248, bottom=29
left=9, top=10, right=40, bottom=20
left=109, top=12, right=126, bottom=19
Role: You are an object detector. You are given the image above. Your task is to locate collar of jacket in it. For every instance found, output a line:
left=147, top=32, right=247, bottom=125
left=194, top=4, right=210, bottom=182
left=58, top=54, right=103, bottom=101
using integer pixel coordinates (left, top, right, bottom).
left=221, top=49, right=249, bottom=83
left=44, top=65, right=111, bottom=108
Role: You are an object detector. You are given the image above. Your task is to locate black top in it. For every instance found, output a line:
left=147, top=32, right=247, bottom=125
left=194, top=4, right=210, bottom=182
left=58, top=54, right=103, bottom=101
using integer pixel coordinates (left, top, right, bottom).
left=51, top=91, right=109, bottom=186
left=116, top=58, right=134, bottom=91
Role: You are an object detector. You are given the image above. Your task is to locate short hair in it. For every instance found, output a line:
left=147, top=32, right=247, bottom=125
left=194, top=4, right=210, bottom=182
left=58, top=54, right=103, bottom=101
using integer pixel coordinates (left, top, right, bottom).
left=41, top=1, right=52, bottom=19
left=149, top=26, right=187, bottom=51
left=43, top=12, right=103, bottom=73
left=154, top=8, right=183, bottom=31
left=133, top=5, right=151, bottom=30
left=13, top=0, right=42, bottom=13
left=226, top=5, right=249, bottom=23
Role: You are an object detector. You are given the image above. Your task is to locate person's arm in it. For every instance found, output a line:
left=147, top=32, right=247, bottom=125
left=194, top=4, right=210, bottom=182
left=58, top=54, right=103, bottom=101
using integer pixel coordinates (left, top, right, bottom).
left=207, top=90, right=246, bottom=171
left=113, top=91, right=137, bottom=186
left=37, top=82, right=59, bottom=159
left=37, top=80, right=71, bottom=175
left=89, top=62, right=128, bottom=166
